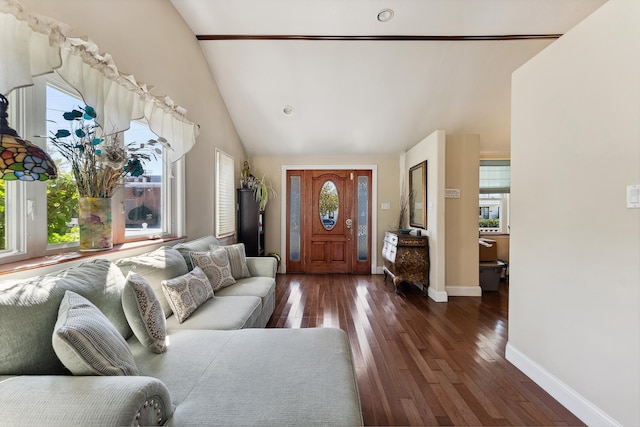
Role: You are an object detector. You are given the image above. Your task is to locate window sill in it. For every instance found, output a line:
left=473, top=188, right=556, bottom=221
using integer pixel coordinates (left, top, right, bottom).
left=479, top=232, right=510, bottom=238
left=0, top=236, right=185, bottom=278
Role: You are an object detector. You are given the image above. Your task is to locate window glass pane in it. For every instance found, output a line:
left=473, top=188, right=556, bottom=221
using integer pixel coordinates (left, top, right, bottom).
left=124, top=122, right=163, bottom=238
left=46, top=84, right=80, bottom=245
left=319, top=180, right=338, bottom=230
left=289, top=175, right=301, bottom=262
left=357, top=176, right=369, bottom=261
left=479, top=194, right=509, bottom=233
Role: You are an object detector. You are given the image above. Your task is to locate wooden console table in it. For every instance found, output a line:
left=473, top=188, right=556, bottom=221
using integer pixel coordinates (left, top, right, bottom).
left=382, top=231, right=430, bottom=295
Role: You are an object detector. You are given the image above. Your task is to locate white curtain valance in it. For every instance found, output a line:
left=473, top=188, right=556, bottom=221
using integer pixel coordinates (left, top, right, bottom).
left=0, top=0, right=198, bottom=162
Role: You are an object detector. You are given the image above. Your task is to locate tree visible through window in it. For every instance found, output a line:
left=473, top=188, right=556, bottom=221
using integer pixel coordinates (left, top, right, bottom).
left=46, top=84, right=81, bottom=245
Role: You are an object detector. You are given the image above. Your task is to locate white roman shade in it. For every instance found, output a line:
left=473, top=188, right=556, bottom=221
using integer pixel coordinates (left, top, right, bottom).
left=480, top=160, right=511, bottom=194
left=0, top=0, right=198, bottom=162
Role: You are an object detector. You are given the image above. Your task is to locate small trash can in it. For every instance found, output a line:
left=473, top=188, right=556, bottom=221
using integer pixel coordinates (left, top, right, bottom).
left=479, top=260, right=506, bottom=291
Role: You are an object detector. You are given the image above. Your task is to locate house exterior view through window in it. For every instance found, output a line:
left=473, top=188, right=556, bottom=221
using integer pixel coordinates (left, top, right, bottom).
left=479, top=160, right=510, bottom=234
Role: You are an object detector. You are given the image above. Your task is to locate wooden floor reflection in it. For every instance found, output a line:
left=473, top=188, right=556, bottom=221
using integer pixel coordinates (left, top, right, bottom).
left=266, top=274, right=584, bottom=427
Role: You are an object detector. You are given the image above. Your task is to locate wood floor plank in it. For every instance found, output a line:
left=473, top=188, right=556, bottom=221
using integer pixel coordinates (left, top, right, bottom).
left=267, top=274, right=585, bottom=426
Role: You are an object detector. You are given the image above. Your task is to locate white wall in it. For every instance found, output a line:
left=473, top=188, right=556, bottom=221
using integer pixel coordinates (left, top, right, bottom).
left=405, top=130, right=447, bottom=301
left=509, top=1, right=640, bottom=425
left=19, top=0, right=247, bottom=239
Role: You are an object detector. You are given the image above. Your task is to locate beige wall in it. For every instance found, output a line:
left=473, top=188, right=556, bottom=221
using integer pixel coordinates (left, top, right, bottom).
left=445, top=135, right=480, bottom=294
left=510, top=0, right=639, bottom=425
left=249, top=154, right=399, bottom=273
left=20, top=0, right=247, bottom=239
left=404, top=130, right=447, bottom=301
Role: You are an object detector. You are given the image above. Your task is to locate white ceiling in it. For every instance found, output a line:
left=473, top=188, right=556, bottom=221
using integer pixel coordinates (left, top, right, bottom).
left=170, top=0, right=608, bottom=156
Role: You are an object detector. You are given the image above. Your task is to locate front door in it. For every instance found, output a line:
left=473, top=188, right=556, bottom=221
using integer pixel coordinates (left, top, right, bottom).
left=286, top=169, right=372, bottom=274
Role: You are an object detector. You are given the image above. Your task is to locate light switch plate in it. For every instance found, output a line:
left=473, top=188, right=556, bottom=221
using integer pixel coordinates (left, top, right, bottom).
left=445, top=188, right=460, bottom=199
left=627, top=185, right=640, bottom=208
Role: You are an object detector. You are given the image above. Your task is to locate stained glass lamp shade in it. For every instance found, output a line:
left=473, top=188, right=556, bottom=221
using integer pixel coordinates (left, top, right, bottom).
left=0, top=94, right=57, bottom=181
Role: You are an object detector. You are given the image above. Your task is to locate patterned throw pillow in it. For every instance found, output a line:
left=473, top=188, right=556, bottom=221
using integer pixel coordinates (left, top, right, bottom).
left=210, top=243, right=251, bottom=280
left=122, top=272, right=167, bottom=353
left=190, top=248, right=236, bottom=291
left=161, top=267, right=214, bottom=323
left=52, top=291, right=139, bottom=376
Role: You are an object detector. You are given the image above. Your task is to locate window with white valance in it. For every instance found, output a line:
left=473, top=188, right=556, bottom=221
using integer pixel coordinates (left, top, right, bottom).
left=0, top=0, right=198, bottom=161
left=0, top=0, right=198, bottom=261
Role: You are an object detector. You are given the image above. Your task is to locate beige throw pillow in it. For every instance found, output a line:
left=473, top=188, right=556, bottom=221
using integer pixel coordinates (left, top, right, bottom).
left=161, top=267, right=214, bottom=323
left=190, top=248, right=236, bottom=291
left=211, top=243, right=251, bottom=280
left=122, top=272, right=167, bottom=353
left=52, top=291, right=139, bottom=376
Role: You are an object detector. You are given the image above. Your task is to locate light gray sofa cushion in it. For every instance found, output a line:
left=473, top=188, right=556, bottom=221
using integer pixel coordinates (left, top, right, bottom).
left=53, top=291, right=139, bottom=376
left=130, top=328, right=363, bottom=426
left=165, top=296, right=262, bottom=331
left=161, top=267, right=214, bottom=323
left=122, top=272, right=167, bottom=353
left=215, top=276, right=275, bottom=327
left=116, top=246, right=188, bottom=317
left=0, top=259, right=130, bottom=375
left=173, top=235, right=221, bottom=270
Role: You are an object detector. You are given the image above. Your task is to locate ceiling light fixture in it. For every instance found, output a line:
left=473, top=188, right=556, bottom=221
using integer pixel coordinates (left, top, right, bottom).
left=0, top=94, right=57, bottom=181
left=283, top=105, right=294, bottom=115
left=377, top=9, right=394, bottom=23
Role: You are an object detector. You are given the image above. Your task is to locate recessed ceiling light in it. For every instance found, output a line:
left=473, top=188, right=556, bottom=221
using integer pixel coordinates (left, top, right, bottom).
left=377, top=9, right=394, bottom=23
left=283, top=105, right=294, bottom=115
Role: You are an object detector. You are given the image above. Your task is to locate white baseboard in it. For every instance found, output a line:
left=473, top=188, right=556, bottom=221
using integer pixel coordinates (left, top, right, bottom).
left=445, top=285, right=482, bottom=297
left=428, top=287, right=448, bottom=302
left=505, top=343, right=621, bottom=427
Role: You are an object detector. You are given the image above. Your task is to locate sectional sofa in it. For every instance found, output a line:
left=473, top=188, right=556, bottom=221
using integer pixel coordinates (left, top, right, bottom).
left=0, top=236, right=363, bottom=426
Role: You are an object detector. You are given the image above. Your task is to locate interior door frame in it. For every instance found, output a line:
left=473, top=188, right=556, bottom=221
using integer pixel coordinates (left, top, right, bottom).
left=280, top=164, right=378, bottom=274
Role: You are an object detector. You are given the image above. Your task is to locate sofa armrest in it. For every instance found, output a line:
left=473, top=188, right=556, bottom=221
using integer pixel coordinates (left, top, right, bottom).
left=245, top=256, right=277, bottom=278
left=0, top=375, right=172, bottom=426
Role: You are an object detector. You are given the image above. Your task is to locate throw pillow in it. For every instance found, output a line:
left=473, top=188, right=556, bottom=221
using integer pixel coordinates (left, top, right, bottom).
left=52, top=290, right=139, bottom=376
left=211, top=243, right=251, bottom=280
left=122, top=272, right=167, bottom=353
left=173, top=235, right=221, bottom=270
left=190, top=248, right=236, bottom=291
left=161, top=267, right=214, bottom=323
left=116, top=246, right=189, bottom=317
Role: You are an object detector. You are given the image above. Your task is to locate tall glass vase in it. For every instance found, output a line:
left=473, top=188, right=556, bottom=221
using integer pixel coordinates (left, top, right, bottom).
left=78, top=197, right=113, bottom=251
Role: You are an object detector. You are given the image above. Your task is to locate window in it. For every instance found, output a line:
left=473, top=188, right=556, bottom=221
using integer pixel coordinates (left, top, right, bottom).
left=215, top=149, right=235, bottom=238
left=479, top=160, right=510, bottom=234
left=123, top=121, right=168, bottom=239
left=46, top=83, right=82, bottom=246
left=0, top=74, right=182, bottom=264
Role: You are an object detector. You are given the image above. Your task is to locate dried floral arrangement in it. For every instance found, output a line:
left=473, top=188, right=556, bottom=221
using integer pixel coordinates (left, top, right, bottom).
left=49, top=106, right=169, bottom=198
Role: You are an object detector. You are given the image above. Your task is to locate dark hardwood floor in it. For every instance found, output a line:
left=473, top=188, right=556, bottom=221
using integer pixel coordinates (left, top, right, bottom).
left=266, top=274, right=585, bottom=427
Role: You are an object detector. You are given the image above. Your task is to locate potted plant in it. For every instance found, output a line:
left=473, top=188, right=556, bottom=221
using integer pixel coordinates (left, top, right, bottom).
left=253, top=174, right=276, bottom=212
left=48, top=105, right=168, bottom=250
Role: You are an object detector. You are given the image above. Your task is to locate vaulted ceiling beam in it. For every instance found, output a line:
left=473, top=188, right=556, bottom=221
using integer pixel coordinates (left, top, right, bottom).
left=196, top=34, right=561, bottom=41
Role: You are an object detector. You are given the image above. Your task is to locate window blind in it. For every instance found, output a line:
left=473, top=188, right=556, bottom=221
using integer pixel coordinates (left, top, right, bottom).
left=215, top=149, right=235, bottom=238
left=480, top=160, right=510, bottom=194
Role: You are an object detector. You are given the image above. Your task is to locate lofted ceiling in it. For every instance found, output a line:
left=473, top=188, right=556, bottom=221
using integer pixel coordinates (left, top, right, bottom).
left=170, top=0, right=607, bottom=156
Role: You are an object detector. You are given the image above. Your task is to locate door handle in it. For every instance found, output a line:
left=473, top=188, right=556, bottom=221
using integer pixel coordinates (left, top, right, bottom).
left=345, top=218, right=353, bottom=229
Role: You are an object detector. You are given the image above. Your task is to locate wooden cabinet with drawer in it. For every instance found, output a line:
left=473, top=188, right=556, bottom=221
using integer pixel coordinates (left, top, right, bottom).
left=382, top=231, right=430, bottom=295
